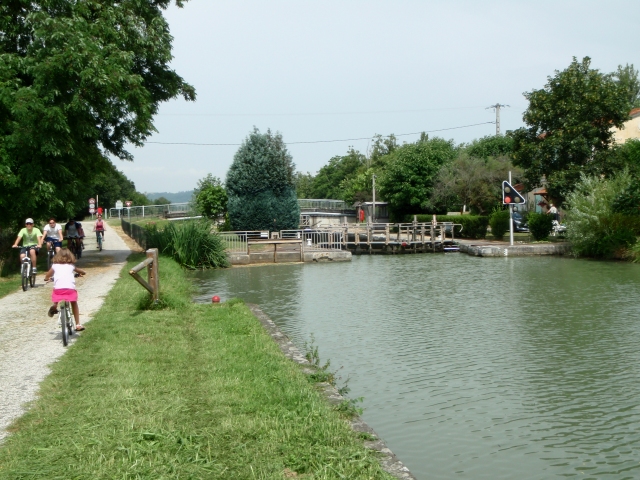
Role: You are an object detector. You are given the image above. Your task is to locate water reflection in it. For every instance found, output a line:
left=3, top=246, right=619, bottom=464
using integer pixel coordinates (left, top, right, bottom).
left=193, top=255, right=640, bottom=479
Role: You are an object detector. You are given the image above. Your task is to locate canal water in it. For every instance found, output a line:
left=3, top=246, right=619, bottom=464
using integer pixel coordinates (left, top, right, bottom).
left=193, top=254, right=640, bottom=479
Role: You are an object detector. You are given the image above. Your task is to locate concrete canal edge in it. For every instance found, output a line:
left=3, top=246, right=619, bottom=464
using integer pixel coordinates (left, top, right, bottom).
left=248, top=305, right=417, bottom=480
left=459, top=242, right=572, bottom=257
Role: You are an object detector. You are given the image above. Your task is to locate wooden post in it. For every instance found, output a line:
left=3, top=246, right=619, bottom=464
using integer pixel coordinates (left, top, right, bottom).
left=385, top=224, right=389, bottom=245
left=130, top=248, right=159, bottom=303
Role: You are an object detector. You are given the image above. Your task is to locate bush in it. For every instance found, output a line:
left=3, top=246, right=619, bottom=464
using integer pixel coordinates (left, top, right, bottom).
left=489, top=209, right=510, bottom=240
left=145, top=220, right=230, bottom=269
left=404, top=214, right=489, bottom=239
left=527, top=212, right=554, bottom=240
left=565, top=172, right=640, bottom=258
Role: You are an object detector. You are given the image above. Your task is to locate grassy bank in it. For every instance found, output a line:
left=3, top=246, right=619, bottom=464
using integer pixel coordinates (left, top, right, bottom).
left=0, top=254, right=391, bottom=479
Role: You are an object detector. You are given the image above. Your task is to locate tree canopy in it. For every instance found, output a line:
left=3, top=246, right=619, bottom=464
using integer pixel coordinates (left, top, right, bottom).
left=226, top=128, right=299, bottom=231
left=510, top=57, right=631, bottom=203
left=378, top=137, right=457, bottom=219
left=193, top=174, right=227, bottom=218
left=0, top=0, right=194, bottom=227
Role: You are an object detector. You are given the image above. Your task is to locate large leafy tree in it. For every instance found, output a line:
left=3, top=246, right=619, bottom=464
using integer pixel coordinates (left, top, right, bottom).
left=87, top=161, right=149, bottom=216
left=378, top=137, right=457, bottom=219
left=510, top=57, right=630, bottom=203
left=226, top=128, right=300, bottom=231
left=193, top=174, right=227, bottom=218
left=0, top=0, right=194, bottom=227
left=309, top=148, right=366, bottom=199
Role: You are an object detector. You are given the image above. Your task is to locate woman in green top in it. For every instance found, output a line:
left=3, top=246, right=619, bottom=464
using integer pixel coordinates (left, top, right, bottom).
left=12, top=218, right=44, bottom=274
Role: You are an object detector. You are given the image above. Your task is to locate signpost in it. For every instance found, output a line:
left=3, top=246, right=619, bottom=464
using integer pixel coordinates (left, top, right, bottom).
left=89, top=197, right=95, bottom=218
left=502, top=172, right=526, bottom=246
left=125, top=201, right=132, bottom=221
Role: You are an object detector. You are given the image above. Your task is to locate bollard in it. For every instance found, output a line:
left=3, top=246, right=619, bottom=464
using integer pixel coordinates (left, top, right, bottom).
left=212, top=296, right=221, bottom=303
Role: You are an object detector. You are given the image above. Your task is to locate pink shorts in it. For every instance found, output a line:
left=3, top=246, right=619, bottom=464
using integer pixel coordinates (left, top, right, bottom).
left=52, top=289, right=78, bottom=302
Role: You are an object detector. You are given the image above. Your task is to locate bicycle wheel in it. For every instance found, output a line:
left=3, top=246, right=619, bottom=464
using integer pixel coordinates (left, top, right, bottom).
left=30, top=270, right=36, bottom=288
left=21, top=263, right=28, bottom=291
left=97, top=234, right=102, bottom=251
left=67, top=307, right=74, bottom=338
left=60, top=304, right=69, bottom=346
left=76, top=240, right=82, bottom=259
left=47, top=248, right=54, bottom=270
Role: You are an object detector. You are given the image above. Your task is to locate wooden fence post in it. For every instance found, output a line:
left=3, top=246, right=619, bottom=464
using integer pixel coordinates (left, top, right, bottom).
left=129, top=248, right=160, bottom=303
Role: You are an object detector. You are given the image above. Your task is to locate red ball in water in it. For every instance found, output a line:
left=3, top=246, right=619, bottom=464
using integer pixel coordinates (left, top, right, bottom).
left=212, top=296, right=221, bottom=303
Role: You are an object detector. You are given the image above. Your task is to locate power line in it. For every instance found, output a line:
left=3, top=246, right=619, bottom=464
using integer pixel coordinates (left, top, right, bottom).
left=144, top=121, right=496, bottom=147
left=158, top=106, right=490, bottom=117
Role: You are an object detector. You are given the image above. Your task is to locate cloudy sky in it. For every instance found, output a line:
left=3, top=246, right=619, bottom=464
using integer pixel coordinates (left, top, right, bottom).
left=117, top=0, right=640, bottom=194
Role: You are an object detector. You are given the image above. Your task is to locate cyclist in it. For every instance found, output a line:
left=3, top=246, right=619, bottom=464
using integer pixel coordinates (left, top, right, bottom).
left=44, top=248, right=86, bottom=331
left=93, top=214, right=105, bottom=246
left=64, top=218, right=85, bottom=251
left=12, top=218, right=43, bottom=275
left=43, top=217, right=63, bottom=254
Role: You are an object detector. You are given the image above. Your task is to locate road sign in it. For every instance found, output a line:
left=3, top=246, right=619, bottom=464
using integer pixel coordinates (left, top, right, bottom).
left=125, top=201, right=132, bottom=207
left=89, top=208, right=95, bottom=214
left=115, top=200, right=123, bottom=209
left=89, top=198, right=95, bottom=204
left=502, top=181, right=526, bottom=205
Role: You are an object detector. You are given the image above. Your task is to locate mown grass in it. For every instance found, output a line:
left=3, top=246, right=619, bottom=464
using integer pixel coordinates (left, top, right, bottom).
left=0, top=254, right=391, bottom=479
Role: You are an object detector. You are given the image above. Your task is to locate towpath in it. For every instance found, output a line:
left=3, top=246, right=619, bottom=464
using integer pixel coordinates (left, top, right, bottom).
left=0, top=221, right=136, bottom=442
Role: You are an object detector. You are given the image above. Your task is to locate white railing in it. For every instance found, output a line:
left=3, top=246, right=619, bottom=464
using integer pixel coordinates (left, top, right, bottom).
left=219, top=231, right=270, bottom=254
left=109, top=202, right=196, bottom=219
left=281, top=229, right=344, bottom=251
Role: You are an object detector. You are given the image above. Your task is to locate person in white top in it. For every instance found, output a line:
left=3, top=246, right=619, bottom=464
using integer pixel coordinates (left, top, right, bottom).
left=43, top=217, right=64, bottom=253
left=44, top=248, right=86, bottom=331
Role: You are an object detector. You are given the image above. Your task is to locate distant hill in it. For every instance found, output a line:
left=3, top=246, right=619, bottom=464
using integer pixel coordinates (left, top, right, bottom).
left=145, top=190, right=194, bottom=204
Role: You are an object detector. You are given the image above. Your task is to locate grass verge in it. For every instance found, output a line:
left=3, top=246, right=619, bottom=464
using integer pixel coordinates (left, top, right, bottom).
left=0, top=254, right=392, bottom=479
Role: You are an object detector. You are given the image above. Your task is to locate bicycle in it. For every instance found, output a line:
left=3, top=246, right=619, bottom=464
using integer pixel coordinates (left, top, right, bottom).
left=67, top=236, right=82, bottom=259
left=14, top=246, right=37, bottom=291
left=96, top=231, right=103, bottom=252
left=58, top=300, right=75, bottom=347
left=46, top=241, right=56, bottom=269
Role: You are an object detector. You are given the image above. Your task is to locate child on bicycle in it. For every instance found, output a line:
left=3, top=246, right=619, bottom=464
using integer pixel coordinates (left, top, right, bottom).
left=44, top=248, right=86, bottom=331
left=93, top=214, right=105, bottom=246
left=12, top=218, right=43, bottom=275
left=64, top=218, right=85, bottom=253
left=43, top=217, right=63, bottom=254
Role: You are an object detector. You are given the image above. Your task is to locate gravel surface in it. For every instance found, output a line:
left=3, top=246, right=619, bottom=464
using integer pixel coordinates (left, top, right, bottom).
left=0, top=222, right=133, bottom=442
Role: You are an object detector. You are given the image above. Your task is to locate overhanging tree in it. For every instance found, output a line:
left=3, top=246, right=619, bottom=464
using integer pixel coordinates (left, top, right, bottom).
left=0, top=0, right=194, bottom=227
left=510, top=57, right=630, bottom=203
left=226, top=128, right=300, bottom=231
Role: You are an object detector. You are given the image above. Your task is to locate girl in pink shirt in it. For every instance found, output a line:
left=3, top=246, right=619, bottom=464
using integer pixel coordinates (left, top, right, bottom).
left=44, top=248, right=86, bottom=331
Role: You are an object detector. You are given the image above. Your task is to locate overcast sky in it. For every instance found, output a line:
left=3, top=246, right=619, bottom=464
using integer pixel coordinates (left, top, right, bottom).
left=117, top=0, right=640, bottom=194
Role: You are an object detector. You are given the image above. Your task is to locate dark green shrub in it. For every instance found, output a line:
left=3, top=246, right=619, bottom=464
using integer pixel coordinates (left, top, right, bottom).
left=226, top=128, right=300, bottom=231
left=145, top=220, right=229, bottom=269
left=572, top=214, right=640, bottom=258
left=527, top=212, right=554, bottom=240
left=489, top=209, right=510, bottom=240
left=404, top=214, right=488, bottom=239
left=612, top=183, right=640, bottom=216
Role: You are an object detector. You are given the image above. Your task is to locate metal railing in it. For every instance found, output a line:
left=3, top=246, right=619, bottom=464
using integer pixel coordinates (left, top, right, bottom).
left=280, top=229, right=344, bottom=251
left=109, top=202, right=196, bottom=220
left=298, top=199, right=352, bottom=211
left=218, top=231, right=270, bottom=254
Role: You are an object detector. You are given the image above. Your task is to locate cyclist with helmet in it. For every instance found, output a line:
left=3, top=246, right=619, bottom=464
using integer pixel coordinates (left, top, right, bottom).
left=12, top=218, right=43, bottom=275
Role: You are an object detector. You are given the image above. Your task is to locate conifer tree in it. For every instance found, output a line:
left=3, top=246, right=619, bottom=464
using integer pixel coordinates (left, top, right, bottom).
left=226, top=128, right=300, bottom=231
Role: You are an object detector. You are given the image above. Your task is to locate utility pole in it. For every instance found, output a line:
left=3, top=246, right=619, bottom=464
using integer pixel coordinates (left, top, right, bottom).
left=486, top=103, right=509, bottom=135
left=372, top=174, right=376, bottom=224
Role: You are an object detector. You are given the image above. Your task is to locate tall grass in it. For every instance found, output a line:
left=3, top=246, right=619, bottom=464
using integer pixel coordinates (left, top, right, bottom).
left=145, top=220, right=230, bottom=269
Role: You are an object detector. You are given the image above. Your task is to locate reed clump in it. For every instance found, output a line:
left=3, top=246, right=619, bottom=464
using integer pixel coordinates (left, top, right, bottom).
left=145, top=220, right=230, bottom=269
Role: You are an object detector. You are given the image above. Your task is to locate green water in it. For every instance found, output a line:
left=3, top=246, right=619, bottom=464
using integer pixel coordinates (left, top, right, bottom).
left=193, top=254, right=640, bottom=479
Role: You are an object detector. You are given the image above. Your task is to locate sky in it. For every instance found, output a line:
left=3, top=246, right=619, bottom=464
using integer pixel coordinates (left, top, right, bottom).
left=116, top=0, right=640, bottom=194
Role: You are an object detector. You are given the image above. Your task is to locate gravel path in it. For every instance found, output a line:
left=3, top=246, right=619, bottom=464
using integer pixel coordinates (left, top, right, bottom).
left=0, top=222, right=134, bottom=442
